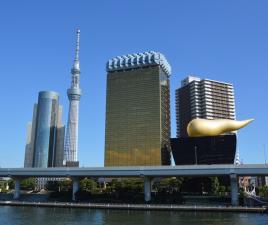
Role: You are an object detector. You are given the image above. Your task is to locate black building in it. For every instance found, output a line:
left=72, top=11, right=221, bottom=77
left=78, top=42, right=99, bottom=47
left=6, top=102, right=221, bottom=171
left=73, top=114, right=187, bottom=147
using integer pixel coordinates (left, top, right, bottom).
left=171, top=134, right=236, bottom=165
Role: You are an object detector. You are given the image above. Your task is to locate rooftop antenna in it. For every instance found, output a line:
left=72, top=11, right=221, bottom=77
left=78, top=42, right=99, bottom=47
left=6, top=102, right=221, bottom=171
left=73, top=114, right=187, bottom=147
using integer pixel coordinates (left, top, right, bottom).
left=74, top=29, right=80, bottom=61
left=263, top=144, right=267, bottom=164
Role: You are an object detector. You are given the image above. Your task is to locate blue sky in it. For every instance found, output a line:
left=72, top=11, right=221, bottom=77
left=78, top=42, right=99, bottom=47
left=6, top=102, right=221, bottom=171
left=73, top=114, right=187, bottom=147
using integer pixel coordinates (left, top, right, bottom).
left=0, top=0, right=267, bottom=167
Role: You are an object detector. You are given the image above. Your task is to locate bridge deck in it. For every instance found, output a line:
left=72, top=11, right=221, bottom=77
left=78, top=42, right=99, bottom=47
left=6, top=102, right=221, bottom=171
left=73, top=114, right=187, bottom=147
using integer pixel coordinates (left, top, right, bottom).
left=1, top=164, right=268, bottom=178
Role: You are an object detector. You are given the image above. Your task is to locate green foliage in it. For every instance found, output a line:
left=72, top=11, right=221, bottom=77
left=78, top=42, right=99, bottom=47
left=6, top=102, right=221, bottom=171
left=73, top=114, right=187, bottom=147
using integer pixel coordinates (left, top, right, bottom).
left=109, top=178, right=144, bottom=193
left=210, top=177, right=220, bottom=195
left=218, top=185, right=226, bottom=196
left=0, top=181, right=5, bottom=189
left=8, top=179, right=14, bottom=189
left=154, top=177, right=184, bottom=193
left=238, top=187, right=245, bottom=197
left=58, top=179, right=72, bottom=192
left=20, top=178, right=36, bottom=190
left=80, top=178, right=98, bottom=193
left=258, top=185, right=268, bottom=197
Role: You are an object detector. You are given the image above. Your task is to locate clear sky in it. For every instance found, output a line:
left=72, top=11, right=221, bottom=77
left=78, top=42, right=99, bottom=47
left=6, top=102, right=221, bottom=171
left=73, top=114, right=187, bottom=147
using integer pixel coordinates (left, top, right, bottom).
left=0, top=0, right=267, bottom=167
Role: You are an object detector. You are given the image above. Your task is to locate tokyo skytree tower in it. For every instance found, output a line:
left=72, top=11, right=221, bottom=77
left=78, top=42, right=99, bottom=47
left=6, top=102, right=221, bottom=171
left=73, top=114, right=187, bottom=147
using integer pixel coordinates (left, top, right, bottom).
left=64, top=29, right=81, bottom=165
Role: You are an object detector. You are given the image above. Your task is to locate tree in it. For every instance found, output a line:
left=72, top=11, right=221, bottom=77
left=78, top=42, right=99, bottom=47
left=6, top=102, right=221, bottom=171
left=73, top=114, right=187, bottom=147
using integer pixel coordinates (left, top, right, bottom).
left=108, top=178, right=143, bottom=193
left=155, top=177, right=184, bottom=193
left=218, top=185, right=226, bottom=196
left=211, top=177, right=220, bottom=195
left=80, top=178, right=98, bottom=193
left=58, top=179, right=72, bottom=192
left=20, top=178, right=36, bottom=190
left=8, top=179, right=14, bottom=189
left=258, top=185, right=268, bottom=197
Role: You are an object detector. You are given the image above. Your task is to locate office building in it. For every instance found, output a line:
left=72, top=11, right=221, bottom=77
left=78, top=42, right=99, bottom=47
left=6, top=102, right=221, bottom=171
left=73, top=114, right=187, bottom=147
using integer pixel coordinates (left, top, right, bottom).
left=64, top=29, right=81, bottom=167
left=24, top=91, right=65, bottom=168
left=104, top=51, right=171, bottom=166
left=176, top=76, right=236, bottom=137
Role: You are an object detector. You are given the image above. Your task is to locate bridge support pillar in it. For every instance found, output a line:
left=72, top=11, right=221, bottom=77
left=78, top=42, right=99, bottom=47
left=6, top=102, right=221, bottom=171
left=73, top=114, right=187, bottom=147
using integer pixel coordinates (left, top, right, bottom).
left=13, top=178, right=21, bottom=200
left=72, top=177, right=80, bottom=201
left=144, top=177, right=152, bottom=202
left=230, top=174, right=239, bottom=206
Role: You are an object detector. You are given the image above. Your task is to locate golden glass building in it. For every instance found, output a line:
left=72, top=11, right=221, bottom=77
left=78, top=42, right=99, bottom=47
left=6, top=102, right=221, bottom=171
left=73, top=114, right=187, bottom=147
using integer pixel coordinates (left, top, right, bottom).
left=104, top=51, right=172, bottom=166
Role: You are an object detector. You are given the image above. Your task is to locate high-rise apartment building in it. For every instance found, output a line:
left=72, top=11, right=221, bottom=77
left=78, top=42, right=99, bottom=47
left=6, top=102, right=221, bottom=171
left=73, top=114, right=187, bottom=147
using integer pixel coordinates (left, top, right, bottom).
left=24, top=91, right=65, bottom=168
left=64, top=29, right=81, bottom=167
left=104, top=51, right=171, bottom=166
left=176, top=76, right=236, bottom=137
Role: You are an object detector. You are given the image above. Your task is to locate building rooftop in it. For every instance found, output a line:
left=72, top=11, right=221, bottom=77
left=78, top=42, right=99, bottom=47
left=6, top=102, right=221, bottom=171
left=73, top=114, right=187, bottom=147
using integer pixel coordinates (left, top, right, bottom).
left=106, top=51, right=171, bottom=76
left=181, top=76, right=234, bottom=87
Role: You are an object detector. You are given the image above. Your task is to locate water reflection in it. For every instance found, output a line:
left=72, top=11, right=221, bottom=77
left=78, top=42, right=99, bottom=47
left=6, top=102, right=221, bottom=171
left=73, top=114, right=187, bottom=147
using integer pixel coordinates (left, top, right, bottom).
left=0, top=206, right=268, bottom=225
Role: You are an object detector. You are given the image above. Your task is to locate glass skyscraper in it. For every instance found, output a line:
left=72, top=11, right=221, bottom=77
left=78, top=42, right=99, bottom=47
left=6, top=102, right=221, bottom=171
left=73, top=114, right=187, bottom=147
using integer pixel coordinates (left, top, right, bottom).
left=24, top=91, right=65, bottom=168
left=104, top=51, right=171, bottom=166
left=33, top=91, right=59, bottom=167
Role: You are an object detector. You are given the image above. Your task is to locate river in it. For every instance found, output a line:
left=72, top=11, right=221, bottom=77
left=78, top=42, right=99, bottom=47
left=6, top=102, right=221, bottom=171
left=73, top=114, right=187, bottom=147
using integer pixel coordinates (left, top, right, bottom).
left=1, top=206, right=268, bottom=225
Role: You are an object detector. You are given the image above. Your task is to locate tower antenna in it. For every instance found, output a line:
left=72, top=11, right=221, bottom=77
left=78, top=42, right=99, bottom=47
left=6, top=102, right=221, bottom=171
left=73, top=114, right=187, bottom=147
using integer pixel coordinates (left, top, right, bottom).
left=75, top=29, right=80, bottom=61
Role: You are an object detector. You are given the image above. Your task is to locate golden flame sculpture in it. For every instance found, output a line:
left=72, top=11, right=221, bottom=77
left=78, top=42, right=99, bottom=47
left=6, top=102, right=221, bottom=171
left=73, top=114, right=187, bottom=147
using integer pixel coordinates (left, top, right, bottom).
left=187, top=118, right=254, bottom=137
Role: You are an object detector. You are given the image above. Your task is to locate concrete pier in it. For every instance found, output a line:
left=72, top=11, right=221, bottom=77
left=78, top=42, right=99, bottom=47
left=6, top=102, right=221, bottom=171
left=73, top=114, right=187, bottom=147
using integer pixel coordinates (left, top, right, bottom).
left=230, top=173, right=239, bottom=206
left=13, top=178, right=21, bottom=200
left=144, top=177, right=152, bottom=202
left=72, top=177, right=80, bottom=201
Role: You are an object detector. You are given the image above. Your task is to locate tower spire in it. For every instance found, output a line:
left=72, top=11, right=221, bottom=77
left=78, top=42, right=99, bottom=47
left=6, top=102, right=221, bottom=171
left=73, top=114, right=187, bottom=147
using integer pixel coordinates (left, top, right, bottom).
left=72, top=29, right=81, bottom=75
left=75, top=29, right=80, bottom=61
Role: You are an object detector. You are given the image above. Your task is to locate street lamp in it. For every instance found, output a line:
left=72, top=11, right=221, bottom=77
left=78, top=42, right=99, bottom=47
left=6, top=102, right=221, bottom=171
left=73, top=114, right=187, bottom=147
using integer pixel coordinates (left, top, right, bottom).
left=194, top=146, right=198, bottom=165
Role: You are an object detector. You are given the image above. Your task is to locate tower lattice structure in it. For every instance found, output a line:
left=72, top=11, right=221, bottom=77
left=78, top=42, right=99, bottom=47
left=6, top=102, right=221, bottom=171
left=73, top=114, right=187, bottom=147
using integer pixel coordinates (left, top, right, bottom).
left=64, top=29, right=81, bottom=165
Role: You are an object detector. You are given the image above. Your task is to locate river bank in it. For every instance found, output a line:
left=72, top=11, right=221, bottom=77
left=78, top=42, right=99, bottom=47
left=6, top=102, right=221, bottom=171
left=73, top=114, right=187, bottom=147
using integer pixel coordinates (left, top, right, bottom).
left=0, top=200, right=267, bottom=213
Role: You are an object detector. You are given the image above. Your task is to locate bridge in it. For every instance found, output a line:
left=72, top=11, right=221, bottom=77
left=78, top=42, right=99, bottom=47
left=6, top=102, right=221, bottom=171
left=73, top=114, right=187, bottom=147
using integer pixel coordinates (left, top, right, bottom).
left=1, top=164, right=268, bottom=206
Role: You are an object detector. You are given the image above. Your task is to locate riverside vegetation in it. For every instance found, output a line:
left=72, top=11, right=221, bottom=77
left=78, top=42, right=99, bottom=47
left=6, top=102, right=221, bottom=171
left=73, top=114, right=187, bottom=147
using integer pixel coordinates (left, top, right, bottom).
left=4, top=177, right=268, bottom=204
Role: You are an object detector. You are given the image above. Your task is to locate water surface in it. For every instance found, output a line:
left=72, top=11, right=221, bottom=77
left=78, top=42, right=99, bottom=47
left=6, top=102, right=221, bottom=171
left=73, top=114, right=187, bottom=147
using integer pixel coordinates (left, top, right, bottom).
left=1, top=206, right=268, bottom=225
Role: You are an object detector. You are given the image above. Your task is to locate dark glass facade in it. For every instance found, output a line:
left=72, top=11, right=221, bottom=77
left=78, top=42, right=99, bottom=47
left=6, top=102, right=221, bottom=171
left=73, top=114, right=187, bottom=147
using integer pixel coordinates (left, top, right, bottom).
left=105, top=65, right=171, bottom=166
left=33, top=91, right=59, bottom=168
left=171, top=134, right=236, bottom=165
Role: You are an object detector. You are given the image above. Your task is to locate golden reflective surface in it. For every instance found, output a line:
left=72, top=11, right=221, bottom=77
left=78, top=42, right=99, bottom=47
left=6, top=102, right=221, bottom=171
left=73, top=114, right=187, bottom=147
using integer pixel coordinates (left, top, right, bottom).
left=187, top=118, right=254, bottom=137
left=104, top=66, right=170, bottom=166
